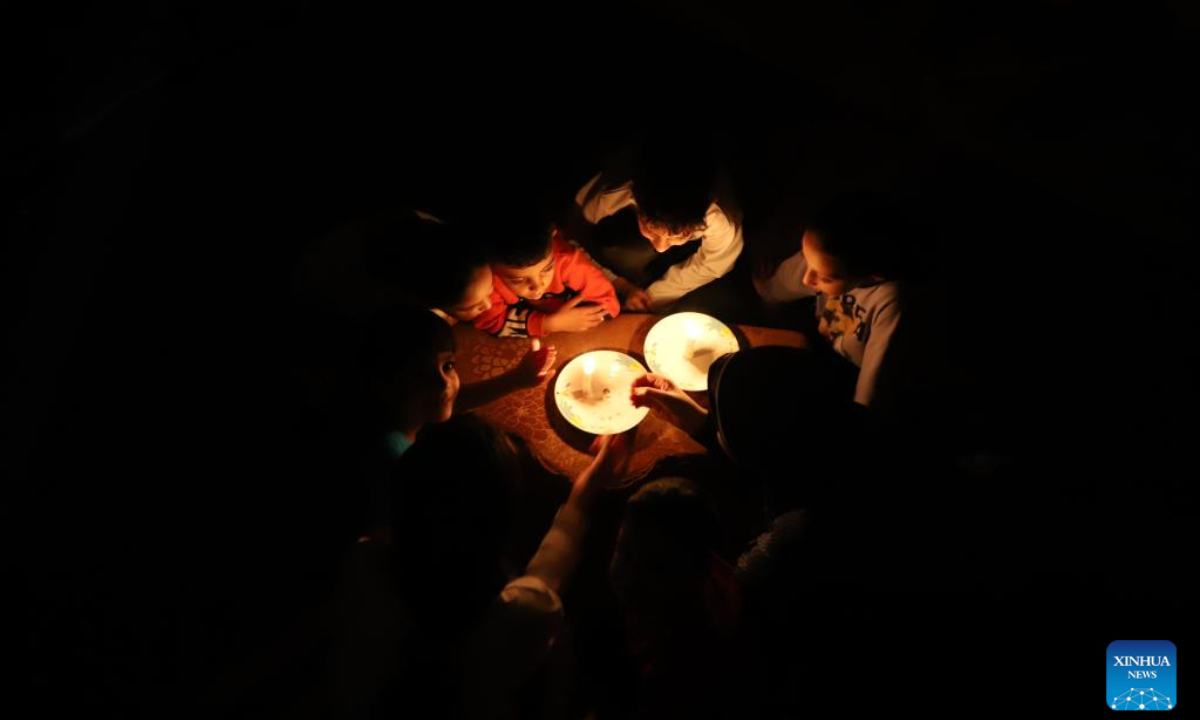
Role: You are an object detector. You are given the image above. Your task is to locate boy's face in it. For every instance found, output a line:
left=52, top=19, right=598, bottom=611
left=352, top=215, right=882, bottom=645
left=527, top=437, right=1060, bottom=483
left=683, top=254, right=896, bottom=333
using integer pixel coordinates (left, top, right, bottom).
left=496, top=248, right=555, bottom=301
left=637, top=215, right=703, bottom=253
left=411, top=349, right=460, bottom=424
left=801, top=230, right=858, bottom=297
left=445, top=264, right=494, bottom=322
left=379, top=347, right=459, bottom=428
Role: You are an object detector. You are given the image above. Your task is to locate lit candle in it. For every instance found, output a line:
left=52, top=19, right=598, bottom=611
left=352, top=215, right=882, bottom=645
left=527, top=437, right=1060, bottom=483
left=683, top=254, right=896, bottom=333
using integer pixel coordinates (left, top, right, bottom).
left=583, top=355, right=600, bottom=401
left=684, top=321, right=701, bottom=358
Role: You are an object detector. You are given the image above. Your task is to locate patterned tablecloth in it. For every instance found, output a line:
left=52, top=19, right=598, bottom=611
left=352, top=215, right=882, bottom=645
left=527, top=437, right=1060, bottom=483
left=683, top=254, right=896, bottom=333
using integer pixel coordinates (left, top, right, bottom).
left=454, top=313, right=806, bottom=480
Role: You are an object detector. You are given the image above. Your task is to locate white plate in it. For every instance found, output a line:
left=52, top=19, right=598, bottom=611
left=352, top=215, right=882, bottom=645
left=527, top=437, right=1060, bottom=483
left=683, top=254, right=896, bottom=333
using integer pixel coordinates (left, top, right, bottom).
left=553, top=351, right=651, bottom=434
left=643, top=312, right=739, bottom=391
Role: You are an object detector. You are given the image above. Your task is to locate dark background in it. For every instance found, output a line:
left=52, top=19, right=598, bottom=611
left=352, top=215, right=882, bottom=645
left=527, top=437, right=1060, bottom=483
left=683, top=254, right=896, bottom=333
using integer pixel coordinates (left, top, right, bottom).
left=6, top=1, right=1193, bottom=714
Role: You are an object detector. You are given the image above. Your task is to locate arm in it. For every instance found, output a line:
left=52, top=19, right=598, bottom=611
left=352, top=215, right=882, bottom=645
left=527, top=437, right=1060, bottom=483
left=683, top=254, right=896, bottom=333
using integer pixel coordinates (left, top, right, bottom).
left=574, top=172, right=637, bottom=224
left=556, top=239, right=620, bottom=318
left=534, top=241, right=615, bottom=335
left=853, top=297, right=901, bottom=409
left=521, top=466, right=595, bottom=597
left=457, top=377, right=518, bottom=412
left=645, top=205, right=744, bottom=306
left=753, top=248, right=820, bottom=304
left=524, top=434, right=630, bottom=595
left=457, top=340, right=557, bottom=411
left=630, top=373, right=709, bottom=436
left=560, top=173, right=632, bottom=285
left=561, top=235, right=651, bottom=310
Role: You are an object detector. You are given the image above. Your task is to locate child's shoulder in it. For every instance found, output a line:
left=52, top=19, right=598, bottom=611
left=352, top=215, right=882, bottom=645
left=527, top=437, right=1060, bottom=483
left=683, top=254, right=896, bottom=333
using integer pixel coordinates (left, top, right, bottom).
left=855, top=278, right=942, bottom=327
left=856, top=278, right=905, bottom=299
left=849, top=279, right=907, bottom=316
left=551, top=236, right=584, bottom=261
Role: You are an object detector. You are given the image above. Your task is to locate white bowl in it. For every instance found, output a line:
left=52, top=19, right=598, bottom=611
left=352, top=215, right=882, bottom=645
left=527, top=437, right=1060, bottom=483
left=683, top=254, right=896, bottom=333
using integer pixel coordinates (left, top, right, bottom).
left=553, top=350, right=651, bottom=434
left=643, top=312, right=739, bottom=391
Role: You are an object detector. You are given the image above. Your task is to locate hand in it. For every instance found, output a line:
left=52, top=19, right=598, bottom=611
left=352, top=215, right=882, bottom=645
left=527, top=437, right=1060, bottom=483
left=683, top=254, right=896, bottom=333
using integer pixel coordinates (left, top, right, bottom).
left=511, top=338, right=557, bottom=388
left=623, top=287, right=655, bottom=312
left=613, top=277, right=654, bottom=312
left=542, top=294, right=608, bottom=333
left=586, top=429, right=635, bottom=485
left=630, top=373, right=708, bottom=435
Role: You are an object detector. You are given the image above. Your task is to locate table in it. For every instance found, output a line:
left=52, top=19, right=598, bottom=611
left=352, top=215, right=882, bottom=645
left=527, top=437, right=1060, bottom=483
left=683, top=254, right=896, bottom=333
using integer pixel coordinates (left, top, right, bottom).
left=454, top=313, right=807, bottom=480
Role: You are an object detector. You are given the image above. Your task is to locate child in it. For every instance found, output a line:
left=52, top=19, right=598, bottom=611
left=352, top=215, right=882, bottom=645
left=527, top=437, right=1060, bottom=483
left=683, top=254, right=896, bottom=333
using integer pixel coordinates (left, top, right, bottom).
left=362, top=303, right=462, bottom=460
left=631, top=346, right=864, bottom=514
left=566, top=141, right=744, bottom=312
left=754, top=193, right=930, bottom=415
left=608, top=477, right=745, bottom=720
left=473, top=213, right=620, bottom=338
left=380, top=417, right=632, bottom=719
left=363, top=210, right=558, bottom=408
left=360, top=208, right=496, bottom=325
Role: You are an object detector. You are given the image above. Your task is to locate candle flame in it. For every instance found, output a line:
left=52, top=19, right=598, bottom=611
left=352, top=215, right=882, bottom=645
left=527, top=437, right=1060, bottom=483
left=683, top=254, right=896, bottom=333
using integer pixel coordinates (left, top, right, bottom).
left=685, top=321, right=701, bottom=339
left=583, top=356, right=596, bottom=375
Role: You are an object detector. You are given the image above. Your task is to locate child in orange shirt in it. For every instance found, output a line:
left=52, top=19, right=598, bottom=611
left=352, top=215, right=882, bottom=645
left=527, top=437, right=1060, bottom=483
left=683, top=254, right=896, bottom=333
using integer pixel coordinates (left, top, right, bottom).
left=474, top=217, right=620, bottom=338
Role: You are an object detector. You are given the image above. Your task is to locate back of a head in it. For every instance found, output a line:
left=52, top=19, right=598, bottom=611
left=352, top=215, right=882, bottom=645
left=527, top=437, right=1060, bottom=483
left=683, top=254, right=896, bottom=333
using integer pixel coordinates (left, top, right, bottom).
left=358, top=304, right=456, bottom=422
left=391, top=413, right=519, bottom=539
left=478, top=198, right=557, bottom=269
left=360, top=208, right=490, bottom=309
left=616, top=478, right=719, bottom=598
left=390, top=414, right=521, bottom=629
left=808, top=192, right=915, bottom=279
left=362, top=304, right=456, bottom=385
left=708, top=347, right=869, bottom=512
left=630, top=139, right=718, bottom=234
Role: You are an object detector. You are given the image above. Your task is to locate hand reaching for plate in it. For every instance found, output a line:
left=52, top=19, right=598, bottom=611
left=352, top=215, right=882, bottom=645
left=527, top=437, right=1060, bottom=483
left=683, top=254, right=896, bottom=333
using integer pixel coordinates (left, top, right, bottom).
left=630, top=373, right=708, bottom=435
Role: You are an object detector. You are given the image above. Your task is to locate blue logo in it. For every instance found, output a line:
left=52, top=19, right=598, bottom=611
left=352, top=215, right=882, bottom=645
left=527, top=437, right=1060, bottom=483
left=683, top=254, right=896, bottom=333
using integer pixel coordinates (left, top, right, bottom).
left=1108, top=640, right=1176, bottom=710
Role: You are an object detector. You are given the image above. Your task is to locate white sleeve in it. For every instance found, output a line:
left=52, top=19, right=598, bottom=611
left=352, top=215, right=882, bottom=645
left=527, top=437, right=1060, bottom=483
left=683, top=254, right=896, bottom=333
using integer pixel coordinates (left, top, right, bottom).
left=462, top=575, right=564, bottom=720
left=575, top=173, right=635, bottom=224
left=854, top=298, right=901, bottom=408
left=571, top=173, right=632, bottom=283
left=756, top=249, right=819, bottom=303
left=645, top=203, right=744, bottom=306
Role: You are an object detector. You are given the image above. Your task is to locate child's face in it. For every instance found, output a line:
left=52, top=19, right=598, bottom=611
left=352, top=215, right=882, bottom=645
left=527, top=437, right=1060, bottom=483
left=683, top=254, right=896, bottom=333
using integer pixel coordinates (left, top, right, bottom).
left=801, top=230, right=857, bottom=297
left=405, top=349, right=460, bottom=424
left=637, top=215, right=703, bottom=253
left=445, top=265, right=494, bottom=322
left=496, top=249, right=555, bottom=301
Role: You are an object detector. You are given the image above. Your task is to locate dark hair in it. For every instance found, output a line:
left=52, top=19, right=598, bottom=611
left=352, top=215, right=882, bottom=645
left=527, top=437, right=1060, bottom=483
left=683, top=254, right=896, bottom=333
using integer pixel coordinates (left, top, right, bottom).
left=488, top=205, right=556, bottom=269
left=621, top=477, right=719, bottom=583
left=806, top=193, right=910, bottom=279
left=390, top=414, right=521, bottom=634
left=361, top=303, right=456, bottom=388
left=360, top=209, right=491, bottom=309
left=630, top=143, right=719, bottom=235
left=708, top=346, right=866, bottom=515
